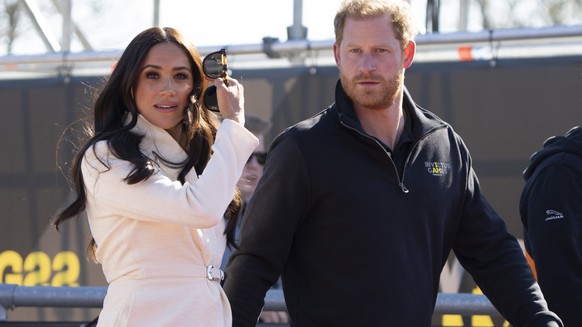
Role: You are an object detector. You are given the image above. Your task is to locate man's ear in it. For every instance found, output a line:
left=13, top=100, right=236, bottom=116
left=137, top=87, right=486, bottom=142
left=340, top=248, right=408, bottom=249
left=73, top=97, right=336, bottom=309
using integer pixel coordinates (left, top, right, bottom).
left=402, top=40, right=416, bottom=69
left=333, top=43, right=341, bottom=67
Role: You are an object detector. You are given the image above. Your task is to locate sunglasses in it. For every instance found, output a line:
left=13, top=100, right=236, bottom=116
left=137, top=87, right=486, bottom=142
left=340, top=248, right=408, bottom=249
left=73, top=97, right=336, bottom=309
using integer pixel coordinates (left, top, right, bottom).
left=247, top=152, right=267, bottom=165
left=202, top=49, right=228, bottom=112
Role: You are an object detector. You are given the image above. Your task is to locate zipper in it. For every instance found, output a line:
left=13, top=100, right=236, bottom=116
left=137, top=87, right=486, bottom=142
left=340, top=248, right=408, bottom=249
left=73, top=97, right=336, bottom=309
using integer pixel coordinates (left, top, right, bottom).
left=340, top=120, right=409, bottom=194
left=340, top=120, right=447, bottom=194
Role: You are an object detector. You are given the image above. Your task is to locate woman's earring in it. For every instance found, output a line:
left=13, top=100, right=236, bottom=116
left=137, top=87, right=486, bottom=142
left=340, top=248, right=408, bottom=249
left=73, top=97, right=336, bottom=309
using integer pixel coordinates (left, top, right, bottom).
left=182, top=106, right=192, bottom=131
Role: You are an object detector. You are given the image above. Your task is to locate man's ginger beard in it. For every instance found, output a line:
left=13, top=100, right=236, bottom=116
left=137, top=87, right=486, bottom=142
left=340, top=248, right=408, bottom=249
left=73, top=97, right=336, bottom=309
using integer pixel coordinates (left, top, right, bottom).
left=340, top=69, right=404, bottom=110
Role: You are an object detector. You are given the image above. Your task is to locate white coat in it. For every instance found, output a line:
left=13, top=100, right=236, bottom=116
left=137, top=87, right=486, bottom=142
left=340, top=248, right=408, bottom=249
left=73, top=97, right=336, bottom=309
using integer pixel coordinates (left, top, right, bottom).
left=82, top=114, right=258, bottom=326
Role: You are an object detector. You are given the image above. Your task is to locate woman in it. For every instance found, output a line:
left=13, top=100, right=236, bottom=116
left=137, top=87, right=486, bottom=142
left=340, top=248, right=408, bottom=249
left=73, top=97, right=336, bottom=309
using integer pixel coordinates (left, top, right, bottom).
left=54, top=27, right=258, bottom=326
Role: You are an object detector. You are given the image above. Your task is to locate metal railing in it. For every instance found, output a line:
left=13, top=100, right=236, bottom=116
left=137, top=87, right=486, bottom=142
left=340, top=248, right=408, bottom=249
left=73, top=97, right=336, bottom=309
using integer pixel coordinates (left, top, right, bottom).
left=0, top=283, right=502, bottom=321
left=2, top=24, right=582, bottom=77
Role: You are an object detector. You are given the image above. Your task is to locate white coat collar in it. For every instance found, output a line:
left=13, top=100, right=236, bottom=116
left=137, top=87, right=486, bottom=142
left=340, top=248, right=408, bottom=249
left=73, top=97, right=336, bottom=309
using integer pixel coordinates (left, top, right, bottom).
left=126, top=113, right=188, bottom=178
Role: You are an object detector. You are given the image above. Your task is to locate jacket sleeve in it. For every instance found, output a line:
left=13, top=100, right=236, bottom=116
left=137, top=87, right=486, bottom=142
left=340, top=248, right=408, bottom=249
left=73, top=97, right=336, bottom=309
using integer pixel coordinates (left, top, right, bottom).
left=82, top=119, right=258, bottom=229
left=522, top=159, right=582, bottom=327
left=224, top=135, right=309, bottom=326
left=452, top=139, right=562, bottom=326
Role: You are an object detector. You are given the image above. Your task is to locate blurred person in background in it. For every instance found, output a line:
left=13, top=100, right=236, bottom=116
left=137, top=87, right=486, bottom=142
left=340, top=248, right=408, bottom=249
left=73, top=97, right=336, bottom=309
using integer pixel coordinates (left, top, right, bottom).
left=520, top=126, right=582, bottom=327
left=221, top=114, right=289, bottom=324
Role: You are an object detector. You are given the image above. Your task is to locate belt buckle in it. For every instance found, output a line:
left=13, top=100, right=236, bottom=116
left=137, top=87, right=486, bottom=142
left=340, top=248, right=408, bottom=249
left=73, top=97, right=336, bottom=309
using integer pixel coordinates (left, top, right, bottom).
left=206, top=265, right=224, bottom=282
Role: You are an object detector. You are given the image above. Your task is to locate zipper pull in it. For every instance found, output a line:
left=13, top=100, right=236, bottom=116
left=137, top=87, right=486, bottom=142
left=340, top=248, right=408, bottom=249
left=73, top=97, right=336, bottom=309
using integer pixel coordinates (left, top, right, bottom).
left=399, top=182, right=409, bottom=194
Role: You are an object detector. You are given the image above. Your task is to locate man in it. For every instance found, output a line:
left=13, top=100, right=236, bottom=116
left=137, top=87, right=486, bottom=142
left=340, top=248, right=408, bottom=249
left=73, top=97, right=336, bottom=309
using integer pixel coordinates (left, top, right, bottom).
left=520, top=126, right=582, bottom=327
left=224, top=0, right=562, bottom=326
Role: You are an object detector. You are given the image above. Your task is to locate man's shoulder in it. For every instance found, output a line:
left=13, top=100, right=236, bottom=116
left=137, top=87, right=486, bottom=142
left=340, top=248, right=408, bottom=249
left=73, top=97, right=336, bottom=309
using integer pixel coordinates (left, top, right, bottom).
left=269, top=106, right=336, bottom=152
left=282, top=107, right=335, bottom=137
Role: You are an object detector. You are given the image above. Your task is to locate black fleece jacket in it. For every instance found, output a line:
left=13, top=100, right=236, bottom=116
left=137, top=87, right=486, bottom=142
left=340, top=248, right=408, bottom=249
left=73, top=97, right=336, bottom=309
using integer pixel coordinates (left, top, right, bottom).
left=520, top=126, right=582, bottom=327
left=225, top=81, right=562, bottom=326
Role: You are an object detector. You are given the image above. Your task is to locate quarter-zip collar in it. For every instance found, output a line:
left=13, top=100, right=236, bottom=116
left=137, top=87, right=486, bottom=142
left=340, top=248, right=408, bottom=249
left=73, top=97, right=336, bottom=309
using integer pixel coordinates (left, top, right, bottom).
left=332, top=80, right=447, bottom=144
left=331, top=80, right=448, bottom=194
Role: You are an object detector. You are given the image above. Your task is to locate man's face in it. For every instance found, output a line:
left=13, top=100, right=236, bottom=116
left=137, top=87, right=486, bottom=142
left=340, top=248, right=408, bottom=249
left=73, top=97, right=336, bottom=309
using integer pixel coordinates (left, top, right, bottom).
left=238, top=134, right=266, bottom=200
left=333, top=14, right=414, bottom=111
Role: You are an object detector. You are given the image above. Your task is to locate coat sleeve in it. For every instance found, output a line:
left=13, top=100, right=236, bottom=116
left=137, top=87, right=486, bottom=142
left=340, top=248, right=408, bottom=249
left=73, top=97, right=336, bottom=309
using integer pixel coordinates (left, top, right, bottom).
left=82, top=119, right=258, bottom=229
left=451, top=138, right=562, bottom=326
left=224, top=135, right=310, bottom=326
left=522, top=158, right=582, bottom=327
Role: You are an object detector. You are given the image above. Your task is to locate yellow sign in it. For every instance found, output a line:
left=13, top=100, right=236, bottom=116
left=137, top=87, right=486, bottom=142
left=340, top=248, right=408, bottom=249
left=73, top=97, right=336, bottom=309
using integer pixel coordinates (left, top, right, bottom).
left=0, top=250, right=80, bottom=287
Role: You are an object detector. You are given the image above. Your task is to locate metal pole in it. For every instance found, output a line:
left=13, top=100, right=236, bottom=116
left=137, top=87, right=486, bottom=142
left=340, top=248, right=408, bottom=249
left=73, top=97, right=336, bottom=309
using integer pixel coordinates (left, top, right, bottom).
left=154, top=0, right=160, bottom=26
left=288, top=0, right=307, bottom=40
left=0, top=284, right=505, bottom=321
left=434, top=293, right=502, bottom=317
left=18, top=0, right=61, bottom=52
left=425, top=0, right=440, bottom=33
left=62, top=0, right=72, bottom=52
left=1, top=25, right=582, bottom=66
left=50, top=0, right=92, bottom=50
left=459, top=0, right=468, bottom=31
left=285, top=0, right=308, bottom=65
left=0, top=284, right=15, bottom=320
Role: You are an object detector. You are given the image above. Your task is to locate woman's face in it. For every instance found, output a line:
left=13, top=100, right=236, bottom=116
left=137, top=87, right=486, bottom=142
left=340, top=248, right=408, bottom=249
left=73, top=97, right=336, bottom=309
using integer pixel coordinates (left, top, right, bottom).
left=134, top=42, right=194, bottom=141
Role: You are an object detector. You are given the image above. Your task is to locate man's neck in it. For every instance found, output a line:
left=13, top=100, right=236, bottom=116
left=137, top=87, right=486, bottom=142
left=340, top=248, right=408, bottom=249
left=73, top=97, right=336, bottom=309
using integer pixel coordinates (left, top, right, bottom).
left=354, top=97, right=406, bottom=150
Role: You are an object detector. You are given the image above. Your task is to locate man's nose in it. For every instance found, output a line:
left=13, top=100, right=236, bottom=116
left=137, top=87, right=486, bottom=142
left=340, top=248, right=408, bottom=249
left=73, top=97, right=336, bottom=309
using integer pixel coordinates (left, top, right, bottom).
left=361, top=53, right=376, bottom=71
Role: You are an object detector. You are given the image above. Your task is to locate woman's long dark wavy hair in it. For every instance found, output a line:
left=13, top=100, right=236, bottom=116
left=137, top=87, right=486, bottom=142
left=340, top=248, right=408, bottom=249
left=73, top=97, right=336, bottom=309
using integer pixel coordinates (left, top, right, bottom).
left=53, top=26, right=241, bottom=257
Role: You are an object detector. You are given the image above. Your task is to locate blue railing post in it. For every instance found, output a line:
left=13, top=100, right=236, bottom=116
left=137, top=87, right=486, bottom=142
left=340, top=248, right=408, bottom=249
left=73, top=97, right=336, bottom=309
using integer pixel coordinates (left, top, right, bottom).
left=0, top=284, right=17, bottom=320
left=0, top=284, right=106, bottom=321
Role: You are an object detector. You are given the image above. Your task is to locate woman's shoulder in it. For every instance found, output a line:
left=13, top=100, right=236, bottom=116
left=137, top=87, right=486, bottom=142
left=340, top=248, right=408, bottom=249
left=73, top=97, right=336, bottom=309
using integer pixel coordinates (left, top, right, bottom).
left=82, top=140, right=116, bottom=172
left=84, top=140, right=111, bottom=159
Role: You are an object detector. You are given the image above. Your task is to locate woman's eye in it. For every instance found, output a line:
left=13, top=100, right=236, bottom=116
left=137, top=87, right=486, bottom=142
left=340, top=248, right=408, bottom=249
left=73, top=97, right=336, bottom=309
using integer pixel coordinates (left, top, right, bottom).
left=145, top=71, right=159, bottom=79
left=175, top=73, right=188, bottom=80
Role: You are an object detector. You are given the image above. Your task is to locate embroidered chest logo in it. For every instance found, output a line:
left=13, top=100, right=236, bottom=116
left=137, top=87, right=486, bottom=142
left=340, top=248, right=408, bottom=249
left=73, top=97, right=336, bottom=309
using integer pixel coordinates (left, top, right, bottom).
left=425, top=161, right=450, bottom=176
left=544, top=209, right=564, bottom=221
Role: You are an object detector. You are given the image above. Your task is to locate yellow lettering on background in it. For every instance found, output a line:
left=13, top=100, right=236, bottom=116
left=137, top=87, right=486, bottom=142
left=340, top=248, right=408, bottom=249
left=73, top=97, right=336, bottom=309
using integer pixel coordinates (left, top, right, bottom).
left=0, top=250, right=23, bottom=285
left=0, top=250, right=81, bottom=286
left=52, top=251, right=80, bottom=287
left=23, top=251, right=52, bottom=286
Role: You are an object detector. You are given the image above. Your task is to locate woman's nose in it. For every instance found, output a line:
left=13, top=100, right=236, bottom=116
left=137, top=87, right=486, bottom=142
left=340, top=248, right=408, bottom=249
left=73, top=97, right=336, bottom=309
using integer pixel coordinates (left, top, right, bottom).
left=161, top=78, right=176, bottom=95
